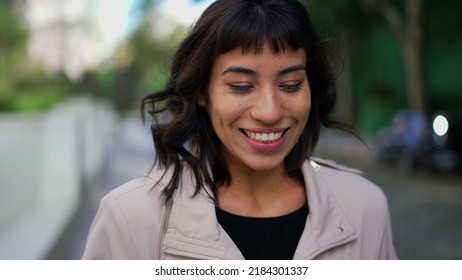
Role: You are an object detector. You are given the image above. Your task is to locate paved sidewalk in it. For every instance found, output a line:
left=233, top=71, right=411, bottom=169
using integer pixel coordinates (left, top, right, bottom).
left=47, top=116, right=154, bottom=259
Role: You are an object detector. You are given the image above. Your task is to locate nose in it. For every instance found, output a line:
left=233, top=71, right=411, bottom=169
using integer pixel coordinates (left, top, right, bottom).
left=250, top=87, right=283, bottom=124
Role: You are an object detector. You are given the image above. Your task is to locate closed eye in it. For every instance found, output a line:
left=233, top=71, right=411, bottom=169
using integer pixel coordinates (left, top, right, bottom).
left=229, top=84, right=254, bottom=93
left=280, top=83, right=302, bottom=92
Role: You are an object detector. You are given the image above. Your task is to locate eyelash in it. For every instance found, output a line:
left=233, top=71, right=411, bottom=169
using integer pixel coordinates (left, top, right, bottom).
left=229, top=85, right=253, bottom=92
left=229, top=83, right=302, bottom=93
left=280, top=83, right=302, bottom=92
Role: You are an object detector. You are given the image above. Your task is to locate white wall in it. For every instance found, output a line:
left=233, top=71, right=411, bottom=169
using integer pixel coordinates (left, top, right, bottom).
left=0, top=97, right=114, bottom=259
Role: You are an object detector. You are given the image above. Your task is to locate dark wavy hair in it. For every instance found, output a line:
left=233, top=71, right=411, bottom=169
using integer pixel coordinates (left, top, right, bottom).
left=142, top=0, right=356, bottom=202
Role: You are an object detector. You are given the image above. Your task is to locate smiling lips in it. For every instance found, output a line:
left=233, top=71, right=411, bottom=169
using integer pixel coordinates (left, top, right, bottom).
left=242, top=129, right=286, bottom=143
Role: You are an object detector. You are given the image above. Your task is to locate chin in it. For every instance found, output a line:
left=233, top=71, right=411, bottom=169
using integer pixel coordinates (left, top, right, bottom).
left=243, top=158, right=285, bottom=172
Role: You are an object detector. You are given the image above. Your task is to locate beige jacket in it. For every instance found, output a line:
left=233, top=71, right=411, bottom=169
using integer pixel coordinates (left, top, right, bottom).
left=82, top=158, right=397, bottom=259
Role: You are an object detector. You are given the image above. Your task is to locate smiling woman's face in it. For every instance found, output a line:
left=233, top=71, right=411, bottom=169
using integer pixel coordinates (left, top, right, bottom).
left=198, top=43, right=311, bottom=173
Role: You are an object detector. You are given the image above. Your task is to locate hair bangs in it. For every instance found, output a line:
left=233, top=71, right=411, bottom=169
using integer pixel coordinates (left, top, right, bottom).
left=214, top=3, right=305, bottom=55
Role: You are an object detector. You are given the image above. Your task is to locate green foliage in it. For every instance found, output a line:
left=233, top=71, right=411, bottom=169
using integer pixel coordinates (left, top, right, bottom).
left=302, top=0, right=462, bottom=133
left=0, top=2, right=70, bottom=112
left=108, top=19, right=186, bottom=111
left=0, top=2, right=28, bottom=109
left=0, top=59, right=70, bottom=112
left=0, top=87, right=66, bottom=112
left=0, top=45, right=70, bottom=112
left=424, top=0, right=462, bottom=110
left=0, top=2, right=27, bottom=54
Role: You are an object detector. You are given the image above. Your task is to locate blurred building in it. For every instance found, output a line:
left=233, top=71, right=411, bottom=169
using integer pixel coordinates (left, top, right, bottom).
left=16, top=0, right=133, bottom=81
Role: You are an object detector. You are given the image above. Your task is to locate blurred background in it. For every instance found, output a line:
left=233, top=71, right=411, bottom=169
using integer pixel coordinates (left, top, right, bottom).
left=0, top=0, right=461, bottom=260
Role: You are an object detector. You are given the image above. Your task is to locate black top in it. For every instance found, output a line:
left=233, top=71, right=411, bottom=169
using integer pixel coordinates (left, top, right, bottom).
left=216, top=202, right=309, bottom=260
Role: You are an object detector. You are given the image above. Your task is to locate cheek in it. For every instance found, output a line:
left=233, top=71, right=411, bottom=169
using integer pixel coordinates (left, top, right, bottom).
left=210, top=98, right=247, bottom=122
left=237, top=103, right=247, bottom=116
left=303, top=100, right=311, bottom=119
left=208, top=100, right=233, bottom=130
left=302, top=91, right=312, bottom=118
left=288, top=95, right=311, bottom=120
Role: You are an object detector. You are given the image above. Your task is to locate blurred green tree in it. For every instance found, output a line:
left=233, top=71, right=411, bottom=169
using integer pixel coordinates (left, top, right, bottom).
left=63, top=0, right=183, bottom=112
left=0, top=1, right=28, bottom=109
left=303, top=0, right=462, bottom=133
left=356, top=0, right=425, bottom=111
left=302, top=0, right=370, bottom=125
left=303, top=0, right=405, bottom=133
left=105, top=0, right=187, bottom=112
left=0, top=1, right=68, bottom=112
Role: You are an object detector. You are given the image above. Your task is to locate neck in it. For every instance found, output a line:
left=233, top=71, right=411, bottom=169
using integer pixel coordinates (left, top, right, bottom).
left=229, top=163, right=289, bottom=194
left=217, top=159, right=306, bottom=217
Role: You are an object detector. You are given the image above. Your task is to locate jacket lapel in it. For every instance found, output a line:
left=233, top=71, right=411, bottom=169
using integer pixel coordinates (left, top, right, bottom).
left=161, top=167, right=243, bottom=259
left=292, top=160, right=357, bottom=259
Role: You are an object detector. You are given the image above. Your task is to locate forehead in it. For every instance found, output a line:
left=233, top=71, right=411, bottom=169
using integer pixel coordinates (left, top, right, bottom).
left=213, top=44, right=307, bottom=72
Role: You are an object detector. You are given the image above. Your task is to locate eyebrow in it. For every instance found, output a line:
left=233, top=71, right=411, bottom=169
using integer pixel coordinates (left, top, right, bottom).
left=279, top=64, right=306, bottom=75
left=222, top=64, right=306, bottom=76
left=222, top=66, right=256, bottom=76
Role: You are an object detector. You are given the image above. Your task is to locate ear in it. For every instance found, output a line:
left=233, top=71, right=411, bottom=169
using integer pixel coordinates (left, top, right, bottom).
left=197, top=93, right=207, bottom=108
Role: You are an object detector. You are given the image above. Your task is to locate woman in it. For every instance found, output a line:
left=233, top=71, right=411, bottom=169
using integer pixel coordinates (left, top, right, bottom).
left=83, top=0, right=397, bottom=260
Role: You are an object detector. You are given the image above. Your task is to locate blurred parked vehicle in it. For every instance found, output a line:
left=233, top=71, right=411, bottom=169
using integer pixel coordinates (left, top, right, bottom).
left=376, top=109, right=462, bottom=172
left=427, top=110, right=462, bottom=171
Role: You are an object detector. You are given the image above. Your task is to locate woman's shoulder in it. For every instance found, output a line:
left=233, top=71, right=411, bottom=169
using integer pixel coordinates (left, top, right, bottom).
left=309, top=157, right=388, bottom=210
left=310, top=157, right=363, bottom=176
left=306, top=158, right=396, bottom=259
left=100, top=168, right=169, bottom=212
left=83, top=169, right=171, bottom=259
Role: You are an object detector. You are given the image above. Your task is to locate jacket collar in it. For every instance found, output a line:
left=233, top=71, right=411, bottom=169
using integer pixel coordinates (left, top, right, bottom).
left=292, top=160, right=358, bottom=259
left=161, top=167, right=237, bottom=259
left=161, top=159, right=357, bottom=259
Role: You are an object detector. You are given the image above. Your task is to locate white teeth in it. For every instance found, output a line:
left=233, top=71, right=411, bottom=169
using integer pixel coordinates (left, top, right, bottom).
left=244, top=130, right=284, bottom=143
